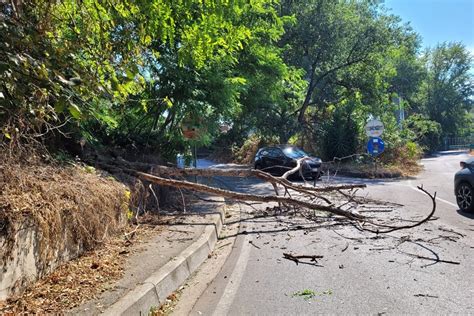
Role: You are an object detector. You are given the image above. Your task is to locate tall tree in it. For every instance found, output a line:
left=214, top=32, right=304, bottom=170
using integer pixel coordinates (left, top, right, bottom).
left=415, top=42, right=473, bottom=137
left=0, top=0, right=282, bottom=154
left=229, top=3, right=306, bottom=143
left=85, top=1, right=295, bottom=157
left=279, top=0, right=400, bottom=124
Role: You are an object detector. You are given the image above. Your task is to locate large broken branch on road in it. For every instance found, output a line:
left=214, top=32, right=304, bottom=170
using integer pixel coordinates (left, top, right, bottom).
left=93, top=158, right=437, bottom=233
left=151, top=164, right=365, bottom=207
left=138, top=171, right=438, bottom=233
left=150, top=165, right=366, bottom=193
left=138, top=172, right=364, bottom=220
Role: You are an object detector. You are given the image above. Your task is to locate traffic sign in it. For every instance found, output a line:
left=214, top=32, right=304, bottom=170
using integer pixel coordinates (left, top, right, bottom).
left=181, top=116, right=206, bottom=140
left=365, top=119, right=384, bottom=137
left=367, top=137, right=385, bottom=156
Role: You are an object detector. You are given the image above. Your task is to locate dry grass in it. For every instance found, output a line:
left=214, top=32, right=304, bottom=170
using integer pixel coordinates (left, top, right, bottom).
left=0, top=150, right=194, bottom=314
left=0, top=222, right=164, bottom=314
left=0, top=155, right=128, bottom=297
left=328, top=142, right=424, bottom=179
left=329, top=161, right=422, bottom=178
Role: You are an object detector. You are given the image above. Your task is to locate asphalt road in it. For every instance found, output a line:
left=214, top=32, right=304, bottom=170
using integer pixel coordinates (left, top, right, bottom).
left=174, top=151, right=474, bottom=315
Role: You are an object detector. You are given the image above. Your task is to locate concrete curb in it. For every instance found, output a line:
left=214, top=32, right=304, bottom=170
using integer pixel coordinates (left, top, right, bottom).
left=103, top=198, right=226, bottom=316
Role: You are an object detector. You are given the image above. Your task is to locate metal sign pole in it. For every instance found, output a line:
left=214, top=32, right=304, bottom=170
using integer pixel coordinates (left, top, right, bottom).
left=193, top=143, right=197, bottom=168
left=367, top=137, right=385, bottom=173
left=374, top=156, right=377, bottom=176
left=193, top=143, right=198, bottom=183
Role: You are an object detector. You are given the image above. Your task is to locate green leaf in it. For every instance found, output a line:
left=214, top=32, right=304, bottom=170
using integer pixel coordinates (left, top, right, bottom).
left=126, top=69, right=135, bottom=80
left=141, top=99, right=148, bottom=112
left=54, top=97, right=67, bottom=113
left=68, top=103, right=82, bottom=119
left=0, top=62, right=9, bottom=74
left=144, top=35, right=152, bottom=45
left=111, top=76, right=120, bottom=91
left=164, top=96, right=173, bottom=108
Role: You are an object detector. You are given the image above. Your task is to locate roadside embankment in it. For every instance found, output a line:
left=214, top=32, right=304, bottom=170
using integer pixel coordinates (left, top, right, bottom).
left=0, top=159, right=128, bottom=301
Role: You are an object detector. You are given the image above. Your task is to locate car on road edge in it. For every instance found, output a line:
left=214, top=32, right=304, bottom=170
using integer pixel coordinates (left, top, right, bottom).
left=254, top=145, right=322, bottom=180
left=454, top=157, right=474, bottom=212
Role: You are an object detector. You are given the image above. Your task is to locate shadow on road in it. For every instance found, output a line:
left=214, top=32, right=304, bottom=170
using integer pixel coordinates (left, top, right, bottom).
left=310, top=176, right=406, bottom=186
left=456, top=209, right=474, bottom=219
left=424, top=150, right=469, bottom=158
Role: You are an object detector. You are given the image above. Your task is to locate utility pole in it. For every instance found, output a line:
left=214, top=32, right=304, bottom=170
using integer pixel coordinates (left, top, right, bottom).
left=394, top=95, right=405, bottom=129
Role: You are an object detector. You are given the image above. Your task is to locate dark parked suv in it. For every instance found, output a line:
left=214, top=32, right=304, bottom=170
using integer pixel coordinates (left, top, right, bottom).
left=254, top=145, right=322, bottom=180
left=454, top=157, right=474, bottom=212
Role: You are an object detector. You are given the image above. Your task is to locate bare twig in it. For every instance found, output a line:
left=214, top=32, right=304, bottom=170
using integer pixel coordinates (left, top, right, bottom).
left=438, top=227, right=465, bottom=238
left=283, top=253, right=324, bottom=265
left=402, top=252, right=460, bottom=265
left=361, top=185, right=437, bottom=234
left=414, top=294, right=439, bottom=298
left=178, top=187, right=187, bottom=213
left=249, top=240, right=261, bottom=249
left=148, top=184, right=160, bottom=214
left=341, top=242, right=349, bottom=252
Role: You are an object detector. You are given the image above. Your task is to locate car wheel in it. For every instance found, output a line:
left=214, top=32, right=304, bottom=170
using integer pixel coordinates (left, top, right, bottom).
left=456, top=182, right=474, bottom=212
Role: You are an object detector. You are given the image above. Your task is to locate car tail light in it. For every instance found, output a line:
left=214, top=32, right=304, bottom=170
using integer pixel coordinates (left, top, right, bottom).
left=460, top=161, right=466, bottom=169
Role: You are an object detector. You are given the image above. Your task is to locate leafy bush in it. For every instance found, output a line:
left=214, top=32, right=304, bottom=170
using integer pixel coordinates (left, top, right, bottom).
left=380, top=140, right=423, bottom=173
left=319, top=105, right=359, bottom=160
left=401, top=114, right=441, bottom=152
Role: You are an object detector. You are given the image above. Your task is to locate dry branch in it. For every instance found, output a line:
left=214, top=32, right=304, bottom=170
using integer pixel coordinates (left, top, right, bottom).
left=137, top=172, right=364, bottom=220
left=93, top=158, right=367, bottom=198
left=283, top=253, right=324, bottom=265
left=92, top=160, right=437, bottom=234
left=151, top=165, right=366, bottom=191
left=280, top=157, right=309, bottom=179
left=403, top=252, right=460, bottom=265
left=361, top=185, right=437, bottom=234
left=151, top=165, right=362, bottom=205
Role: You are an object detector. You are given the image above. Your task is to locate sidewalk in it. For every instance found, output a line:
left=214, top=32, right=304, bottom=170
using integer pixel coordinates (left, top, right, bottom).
left=69, top=195, right=226, bottom=316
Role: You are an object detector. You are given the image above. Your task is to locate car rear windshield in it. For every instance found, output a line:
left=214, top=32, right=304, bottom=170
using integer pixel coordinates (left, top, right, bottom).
left=282, top=147, right=307, bottom=159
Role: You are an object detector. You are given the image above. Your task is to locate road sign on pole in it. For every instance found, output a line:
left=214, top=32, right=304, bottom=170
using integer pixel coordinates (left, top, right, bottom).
left=367, top=137, right=385, bottom=156
left=365, top=119, right=384, bottom=137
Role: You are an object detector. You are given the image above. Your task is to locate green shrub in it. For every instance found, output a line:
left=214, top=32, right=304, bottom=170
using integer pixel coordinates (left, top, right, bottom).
left=401, top=114, right=441, bottom=152
left=319, top=106, right=359, bottom=160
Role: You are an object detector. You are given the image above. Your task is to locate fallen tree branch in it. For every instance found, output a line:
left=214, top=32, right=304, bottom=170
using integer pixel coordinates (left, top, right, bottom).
left=93, top=159, right=365, bottom=207
left=150, top=165, right=365, bottom=190
left=91, top=160, right=437, bottom=235
left=361, top=185, right=437, bottom=234
left=283, top=253, right=324, bottom=265
left=281, top=157, right=309, bottom=179
left=403, top=252, right=460, bottom=265
left=151, top=165, right=364, bottom=203
left=137, top=172, right=364, bottom=220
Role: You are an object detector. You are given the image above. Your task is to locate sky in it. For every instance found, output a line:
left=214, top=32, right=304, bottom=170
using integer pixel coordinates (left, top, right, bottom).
left=384, top=0, right=474, bottom=53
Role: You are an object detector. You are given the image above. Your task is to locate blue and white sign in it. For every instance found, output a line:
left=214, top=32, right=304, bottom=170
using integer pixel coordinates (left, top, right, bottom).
left=367, top=137, right=385, bottom=156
